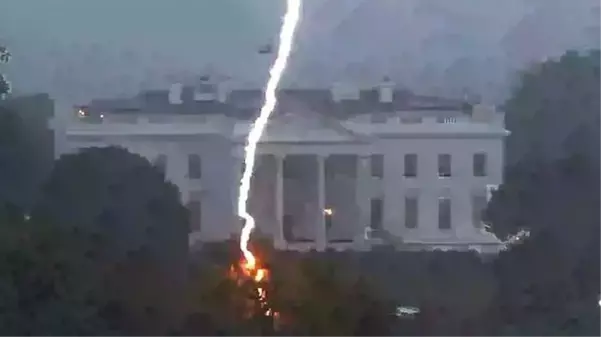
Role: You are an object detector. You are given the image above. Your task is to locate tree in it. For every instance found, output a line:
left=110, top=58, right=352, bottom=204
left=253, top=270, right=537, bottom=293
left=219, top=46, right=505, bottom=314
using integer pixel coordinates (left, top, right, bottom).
left=484, top=226, right=600, bottom=336
left=33, top=146, right=188, bottom=263
left=482, top=49, right=601, bottom=335
left=0, top=207, right=115, bottom=335
left=504, top=49, right=600, bottom=165
left=181, top=240, right=398, bottom=335
left=488, top=49, right=600, bottom=248
left=0, top=94, right=55, bottom=211
left=485, top=155, right=599, bottom=246
left=32, top=146, right=190, bottom=334
left=0, top=106, right=37, bottom=210
left=0, top=45, right=11, bottom=98
left=268, top=252, right=397, bottom=335
left=351, top=249, right=498, bottom=335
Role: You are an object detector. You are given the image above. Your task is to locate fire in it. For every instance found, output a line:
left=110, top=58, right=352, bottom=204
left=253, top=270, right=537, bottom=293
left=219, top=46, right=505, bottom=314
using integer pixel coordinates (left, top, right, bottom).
left=229, top=257, right=276, bottom=318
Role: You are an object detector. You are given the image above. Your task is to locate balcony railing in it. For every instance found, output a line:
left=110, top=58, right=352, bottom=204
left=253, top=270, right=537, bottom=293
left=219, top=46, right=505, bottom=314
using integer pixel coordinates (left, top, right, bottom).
left=63, top=111, right=233, bottom=136
left=73, top=113, right=213, bottom=125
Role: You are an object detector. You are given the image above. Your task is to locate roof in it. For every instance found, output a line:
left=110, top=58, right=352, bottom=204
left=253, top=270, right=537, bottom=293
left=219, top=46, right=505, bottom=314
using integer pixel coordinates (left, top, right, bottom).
left=80, top=85, right=467, bottom=120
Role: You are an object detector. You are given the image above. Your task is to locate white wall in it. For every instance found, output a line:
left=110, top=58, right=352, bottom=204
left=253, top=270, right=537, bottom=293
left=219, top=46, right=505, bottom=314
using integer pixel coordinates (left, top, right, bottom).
left=370, top=136, right=504, bottom=242
left=57, top=110, right=507, bottom=249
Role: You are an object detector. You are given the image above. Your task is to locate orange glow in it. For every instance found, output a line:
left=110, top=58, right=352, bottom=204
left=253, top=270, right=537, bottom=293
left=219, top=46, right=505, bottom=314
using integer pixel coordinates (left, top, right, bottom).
left=240, top=259, right=270, bottom=304
left=229, top=256, right=274, bottom=318
left=227, top=258, right=283, bottom=333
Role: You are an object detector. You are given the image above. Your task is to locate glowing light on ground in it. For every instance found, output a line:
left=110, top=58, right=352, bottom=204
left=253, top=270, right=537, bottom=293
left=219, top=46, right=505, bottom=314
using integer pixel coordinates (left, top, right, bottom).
left=396, top=306, right=420, bottom=317
left=237, top=0, right=302, bottom=271
left=500, top=229, right=531, bottom=251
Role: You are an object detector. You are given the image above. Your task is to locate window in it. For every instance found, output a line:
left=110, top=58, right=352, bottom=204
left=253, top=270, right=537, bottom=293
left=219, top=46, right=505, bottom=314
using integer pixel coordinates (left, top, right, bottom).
left=403, top=154, right=417, bottom=177
left=187, top=199, right=202, bottom=232
left=438, top=154, right=451, bottom=177
left=438, top=197, right=451, bottom=229
left=370, top=198, right=383, bottom=230
left=404, top=196, right=418, bottom=228
left=473, top=153, right=487, bottom=177
left=370, top=154, right=384, bottom=178
left=188, top=154, right=202, bottom=179
left=471, top=195, right=488, bottom=228
left=154, top=154, right=167, bottom=175
left=324, top=208, right=333, bottom=231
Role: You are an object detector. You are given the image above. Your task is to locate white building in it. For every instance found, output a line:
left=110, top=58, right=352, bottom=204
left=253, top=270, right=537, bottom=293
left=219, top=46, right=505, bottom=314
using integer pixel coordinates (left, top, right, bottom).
left=52, top=78, right=508, bottom=253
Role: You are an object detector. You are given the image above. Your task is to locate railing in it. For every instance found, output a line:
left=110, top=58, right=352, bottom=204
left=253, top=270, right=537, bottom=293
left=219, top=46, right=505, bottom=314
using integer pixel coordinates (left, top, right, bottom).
left=63, top=112, right=233, bottom=136
left=349, top=114, right=502, bottom=126
left=72, top=113, right=214, bottom=125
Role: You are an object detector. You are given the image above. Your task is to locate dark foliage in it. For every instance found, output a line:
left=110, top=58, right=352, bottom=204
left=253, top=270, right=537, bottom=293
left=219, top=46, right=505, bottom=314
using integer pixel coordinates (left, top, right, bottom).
left=0, top=107, right=37, bottom=209
left=30, top=146, right=189, bottom=334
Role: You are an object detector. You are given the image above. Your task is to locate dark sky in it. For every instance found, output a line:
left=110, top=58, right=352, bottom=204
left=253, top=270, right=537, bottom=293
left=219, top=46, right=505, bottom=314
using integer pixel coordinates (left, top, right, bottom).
left=1, top=0, right=599, bottom=104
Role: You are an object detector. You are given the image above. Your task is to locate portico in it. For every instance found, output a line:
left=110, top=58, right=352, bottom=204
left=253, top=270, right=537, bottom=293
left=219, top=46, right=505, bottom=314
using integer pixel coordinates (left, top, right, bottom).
left=230, top=111, right=375, bottom=251
left=239, top=150, right=372, bottom=252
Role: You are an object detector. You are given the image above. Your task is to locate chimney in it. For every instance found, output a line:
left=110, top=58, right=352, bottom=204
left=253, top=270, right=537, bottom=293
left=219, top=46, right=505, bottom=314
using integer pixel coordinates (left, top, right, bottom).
left=331, top=82, right=359, bottom=102
left=378, top=76, right=394, bottom=103
left=193, top=76, right=217, bottom=101
left=168, top=83, right=183, bottom=104
left=216, top=82, right=229, bottom=103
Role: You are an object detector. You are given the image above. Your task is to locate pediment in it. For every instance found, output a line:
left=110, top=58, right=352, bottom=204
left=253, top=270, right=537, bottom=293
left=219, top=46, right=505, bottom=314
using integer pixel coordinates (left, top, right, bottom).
left=254, top=112, right=366, bottom=143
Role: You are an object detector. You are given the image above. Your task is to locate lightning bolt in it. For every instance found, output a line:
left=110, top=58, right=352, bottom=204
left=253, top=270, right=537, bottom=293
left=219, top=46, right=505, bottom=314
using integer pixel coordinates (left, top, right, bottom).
left=238, top=0, right=302, bottom=270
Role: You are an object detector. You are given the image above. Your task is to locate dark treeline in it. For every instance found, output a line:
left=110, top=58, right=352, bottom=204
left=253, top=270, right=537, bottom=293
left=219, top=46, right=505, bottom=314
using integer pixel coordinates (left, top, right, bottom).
left=0, top=49, right=598, bottom=335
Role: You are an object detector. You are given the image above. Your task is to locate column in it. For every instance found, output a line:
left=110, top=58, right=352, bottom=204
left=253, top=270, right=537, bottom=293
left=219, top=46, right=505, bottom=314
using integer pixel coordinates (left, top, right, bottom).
left=273, top=154, right=286, bottom=249
left=355, top=155, right=371, bottom=247
left=231, top=153, right=243, bottom=238
left=316, top=155, right=327, bottom=251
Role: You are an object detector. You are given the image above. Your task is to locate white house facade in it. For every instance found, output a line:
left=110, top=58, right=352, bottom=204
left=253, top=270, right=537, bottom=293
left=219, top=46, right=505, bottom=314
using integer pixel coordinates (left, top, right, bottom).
left=51, top=79, right=508, bottom=253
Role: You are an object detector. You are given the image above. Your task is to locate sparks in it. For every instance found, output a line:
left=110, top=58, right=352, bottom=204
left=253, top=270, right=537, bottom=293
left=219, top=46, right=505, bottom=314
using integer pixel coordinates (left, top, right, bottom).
left=238, top=0, right=302, bottom=270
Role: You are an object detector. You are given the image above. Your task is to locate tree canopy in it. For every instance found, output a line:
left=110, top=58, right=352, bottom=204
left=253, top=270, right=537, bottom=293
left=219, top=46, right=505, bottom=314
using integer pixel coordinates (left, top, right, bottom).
left=31, top=146, right=191, bottom=334
left=0, top=106, right=39, bottom=210
left=487, top=49, right=600, bottom=244
left=482, top=49, right=600, bottom=335
left=504, top=49, right=600, bottom=165
left=0, top=211, right=112, bottom=335
left=33, top=146, right=189, bottom=266
left=181, top=240, right=399, bottom=335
